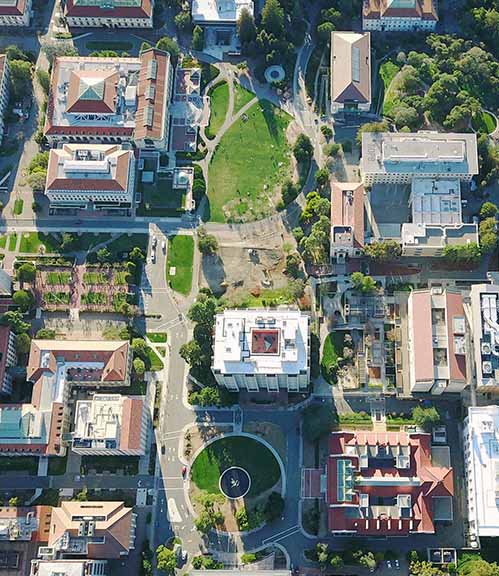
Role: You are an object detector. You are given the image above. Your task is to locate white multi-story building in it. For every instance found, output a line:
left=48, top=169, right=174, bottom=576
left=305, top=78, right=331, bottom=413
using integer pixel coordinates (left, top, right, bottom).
left=470, top=284, right=499, bottom=392
left=45, top=144, right=136, bottom=212
left=44, top=49, right=173, bottom=150
left=65, top=0, right=153, bottom=28
left=0, top=55, right=10, bottom=146
left=31, top=559, right=107, bottom=576
left=0, top=0, right=32, bottom=26
left=192, top=0, right=254, bottom=42
left=361, top=132, right=479, bottom=186
left=401, top=178, right=478, bottom=257
left=330, top=32, right=371, bottom=114
left=406, top=287, right=470, bottom=394
left=0, top=326, right=17, bottom=395
left=362, top=0, right=437, bottom=31
left=72, top=394, right=148, bottom=456
left=463, top=406, right=499, bottom=543
left=212, top=309, right=310, bottom=392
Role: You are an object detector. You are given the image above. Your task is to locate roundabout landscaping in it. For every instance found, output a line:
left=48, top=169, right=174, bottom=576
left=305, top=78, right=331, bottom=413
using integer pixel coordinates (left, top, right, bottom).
left=189, top=435, right=284, bottom=533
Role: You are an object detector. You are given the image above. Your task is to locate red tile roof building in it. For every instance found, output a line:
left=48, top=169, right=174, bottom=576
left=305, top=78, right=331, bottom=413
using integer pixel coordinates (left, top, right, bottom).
left=330, top=182, right=365, bottom=260
left=326, top=430, right=454, bottom=535
left=0, top=0, right=32, bottom=26
left=44, top=50, right=172, bottom=150
left=65, top=0, right=153, bottom=28
left=363, top=0, right=437, bottom=31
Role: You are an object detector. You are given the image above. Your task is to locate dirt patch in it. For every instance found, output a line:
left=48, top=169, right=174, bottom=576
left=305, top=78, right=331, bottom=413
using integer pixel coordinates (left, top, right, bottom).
left=242, top=421, right=287, bottom=464
left=183, top=423, right=233, bottom=462
left=200, top=245, right=289, bottom=299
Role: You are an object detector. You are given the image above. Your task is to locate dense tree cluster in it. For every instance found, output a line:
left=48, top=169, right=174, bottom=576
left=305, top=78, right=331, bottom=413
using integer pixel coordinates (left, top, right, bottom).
left=363, top=240, right=402, bottom=262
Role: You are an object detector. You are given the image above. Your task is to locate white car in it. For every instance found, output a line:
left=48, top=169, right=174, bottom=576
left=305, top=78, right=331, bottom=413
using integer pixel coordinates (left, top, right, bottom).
left=162, top=240, right=166, bottom=253
left=395, top=559, right=400, bottom=570
left=387, top=560, right=392, bottom=569
left=152, top=236, right=157, bottom=248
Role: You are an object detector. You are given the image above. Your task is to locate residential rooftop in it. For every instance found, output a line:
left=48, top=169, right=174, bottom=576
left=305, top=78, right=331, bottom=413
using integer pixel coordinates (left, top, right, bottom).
left=212, top=309, right=309, bottom=376
left=361, top=132, right=479, bottom=177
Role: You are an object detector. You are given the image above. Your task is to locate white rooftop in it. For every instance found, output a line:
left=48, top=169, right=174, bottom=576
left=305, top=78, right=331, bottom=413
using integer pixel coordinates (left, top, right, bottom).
left=192, top=0, right=254, bottom=23
left=32, top=560, right=105, bottom=576
left=0, top=510, right=38, bottom=541
left=465, top=406, right=499, bottom=537
left=470, top=284, right=499, bottom=388
left=212, top=309, right=309, bottom=375
left=411, top=178, right=462, bottom=226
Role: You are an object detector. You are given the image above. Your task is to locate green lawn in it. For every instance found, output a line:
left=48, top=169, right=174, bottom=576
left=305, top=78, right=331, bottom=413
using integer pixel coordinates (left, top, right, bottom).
left=114, top=270, right=129, bottom=285
left=191, top=436, right=281, bottom=498
left=83, top=271, right=107, bottom=285
left=86, top=41, right=133, bottom=52
left=206, top=81, right=229, bottom=139
left=207, top=99, right=292, bottom=223
left=81, top=292, right=106, bottom=305
left=146, top=346, right=164, bottom=371
left=472, top=110, right=497, bottom=134
left=166, top=235, right=194, bottom=295
left=44, top=292, right=70, bottom=305
left=0, top=236, right=7, bottom=249
left=13, top=198, right=23, bottom=216
left=382, top=65, right=413, bottom=117
left=106, top=234, right=148, bottom=258
left=379, top=60, right=400, bottom=91
left=19, top=232, right=61, bottom=254
left=233, top=287, right=295, bottom=308
left=46, top=271, right=72, bottom=285
left=233, top=82, right=255, bottom=114
left=8, top=234, right=17, bottom=251
left=321, top=332, right=345, bottom=384
left=138, top=177, right=186, bottom=216
left=147, top=332, right=168, bottom=343
left=74, top=233, right=112, bottom=251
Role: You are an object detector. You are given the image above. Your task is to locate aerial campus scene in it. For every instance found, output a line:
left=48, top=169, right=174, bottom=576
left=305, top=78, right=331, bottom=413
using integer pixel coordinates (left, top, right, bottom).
left=0, top=0, right=499, bottom=575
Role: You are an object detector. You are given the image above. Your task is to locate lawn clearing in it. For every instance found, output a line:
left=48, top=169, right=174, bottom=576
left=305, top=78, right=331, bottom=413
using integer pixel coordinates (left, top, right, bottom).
left=472, top=110, right=497, bottom=134
left=233, top=81, right=255, bottom=114
left=85, top=41, right=133, bottom=52
left=83, top=271, right=107, bottom=285
left=74, top=233, right=112, bottom=251
left=44, top=292, right=70, bottom=305
left=206, top=81, right=229, bottom=139
left=8, top=234, right=17, bottom=251
left=106, top=234, right=148, bottom=258
left=81, top=292, right=106, bottom=305
left=13, top=198, right=23, bottom=216
left=166, top=235, right=194, bottom=295
left=146, top=346, right=164, bottom=371
left=191, top=436, right=280, bottom=498
left=138, top=177, right=186, bottom=216
left=0, top=236, right=6, bottom=249
left=46, top=271, right=72, bottom=285
left=147, top=332, right=167, bottom=343
left=321, top=331, right=345, bottom=384
left=379, top=60, right=400, bottom=91
left=207, top=99, right=292, bottom=223
left=19, top=232, right=61, bottom=254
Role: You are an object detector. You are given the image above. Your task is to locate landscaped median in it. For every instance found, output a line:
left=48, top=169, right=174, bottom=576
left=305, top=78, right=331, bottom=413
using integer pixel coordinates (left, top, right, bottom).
left=166, top=235, right=194, bottom=295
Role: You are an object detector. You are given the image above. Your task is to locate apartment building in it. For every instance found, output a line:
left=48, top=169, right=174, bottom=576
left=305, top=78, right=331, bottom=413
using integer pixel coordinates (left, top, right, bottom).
left=0, top=506, right=51, bottom=542
left=0, top=55, right=10, bottom=147
left=401, top=178, right=478, bottom=257
left=0, top=0, right=32, bottom=26
left=65, top=0, right=153, bottom=28
left=470, top=284, right=499, bottom=392
left=326, top=430, right=454, bottom=535
left=360, top=132, right=479, bottom=185
left=45, top=144, right=136, bottom=212
left=330, top=32, right=371, bottom=114
left=463, top=406, right=499, bottom=543
left=44, top=49, right=173, bottom=149
left=363, top=0, right=437, bottom=31
left=45, top=501, right=136, bottom=559
left=72, top=394, right=148, bottom=456
left=406, top=288, right=469, bottom=395
left=31, top=559, right=107, bottom=576
left=0, top=326, right=17, bottom=395
left=212, top=309, right=310, bottom=392
left=330, top=182, right=365, bottom=260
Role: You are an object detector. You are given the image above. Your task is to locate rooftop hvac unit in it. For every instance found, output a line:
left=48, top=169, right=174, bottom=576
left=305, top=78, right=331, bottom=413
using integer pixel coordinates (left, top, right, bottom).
left=482, top=342, right=492, bottom=355
left=483, top=361, right=493, bottom=374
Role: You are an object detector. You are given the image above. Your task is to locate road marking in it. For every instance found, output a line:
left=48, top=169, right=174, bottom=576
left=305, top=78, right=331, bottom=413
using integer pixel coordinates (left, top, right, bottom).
left=167, top=498, right=182, bottom=522
left=262, top=524, right=300, bottom=545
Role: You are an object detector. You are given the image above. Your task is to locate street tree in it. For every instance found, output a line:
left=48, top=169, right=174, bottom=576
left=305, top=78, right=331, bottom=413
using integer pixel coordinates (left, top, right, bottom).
left=261, top=0, right=285, bottom=37
left=156, top=545, right=177, bottom=574
left=302, top=404, right=337, bottom=442
left=237, top=7, right=257, bottom=45
left=0, top=311, right=30, bottom=334
left=13, top=289, right=34, bottom=312
left=198, top=228, right=218, bottom=255
left=17, top=262, right=36, bottom=284
left=191, top=25, right=204, bottom=51
left=412, top=406, right=440, bottom=431
left=480, top=201, right=499, bottom=219
left=133, top=357, right=146, bottom=376
left=16, top=332, right=31, bottom=355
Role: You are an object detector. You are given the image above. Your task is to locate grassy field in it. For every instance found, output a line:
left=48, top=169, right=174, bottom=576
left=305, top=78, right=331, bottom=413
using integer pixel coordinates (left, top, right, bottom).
left=75, top=233, right=112, bottom=251
left=206, top=81, right=229, bottom=139
left=46, top=271, right=72, bottom=285
left=191, top=436, right=281, bottom=497
left=166, top=235, right=194, bottom=295
left=19, top=232, right=61, bottom=254
left=231, top=287, right=295, bottom=308
left=106, top=234, right=148, bottom=258
left=13, top=198, right=23, bottom=215
left=139, top=177, right=186, bottom=216
left=83, top=271, right=107, bottom=285
left=382, top=65, right=412, bottom=117
left=321, top=332, right=345, bottom=383
left=233, top=82, right=255, bottom=114
left=146, top=346, right=164, bottom=371
left=0, top=236, right=7, bottom=249
left=379, top=60, right=400, bottom=91
left=207, top=99, right=292, bottom=223
left=7, top=234, right=16, bottom=251
left=472, top=110, right=497, bottom=134
left=147, top=332, right=168, bottom=343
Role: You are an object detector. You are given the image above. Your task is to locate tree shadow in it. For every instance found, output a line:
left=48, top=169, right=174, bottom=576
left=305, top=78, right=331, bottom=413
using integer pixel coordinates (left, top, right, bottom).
left=201, top=253, right=226, bottom=296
